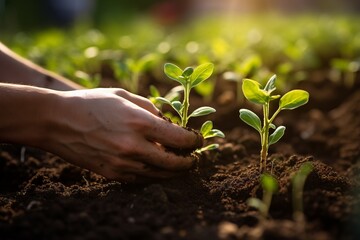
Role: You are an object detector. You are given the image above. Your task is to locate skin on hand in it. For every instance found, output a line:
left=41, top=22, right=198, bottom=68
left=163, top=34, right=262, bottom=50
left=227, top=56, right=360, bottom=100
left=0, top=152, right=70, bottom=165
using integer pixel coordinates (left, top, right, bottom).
left=0, top=43, right=202, bottom=181
left=42, top=88, right=203, bottom=181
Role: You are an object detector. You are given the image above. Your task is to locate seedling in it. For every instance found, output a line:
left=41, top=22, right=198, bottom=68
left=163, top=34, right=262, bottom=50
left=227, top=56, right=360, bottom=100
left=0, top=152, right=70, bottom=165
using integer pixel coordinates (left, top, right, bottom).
left=113, top=53, right=159, bottom=93
left=292, top=162, right=313, bottom=222
left=239, top=75, right=309, bottom=172
left=156, top=63, right=225, bottom=151
left=223, top=54, right=262, bottom=103
left=247, top=173, right=278, bottom=218
left=148, top=85, right=182, bottom=123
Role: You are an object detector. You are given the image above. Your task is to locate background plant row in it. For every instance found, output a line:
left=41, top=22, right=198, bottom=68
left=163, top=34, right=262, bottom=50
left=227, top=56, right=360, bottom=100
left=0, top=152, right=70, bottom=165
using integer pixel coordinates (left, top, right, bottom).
left=2, top=14, right=359, bottom=91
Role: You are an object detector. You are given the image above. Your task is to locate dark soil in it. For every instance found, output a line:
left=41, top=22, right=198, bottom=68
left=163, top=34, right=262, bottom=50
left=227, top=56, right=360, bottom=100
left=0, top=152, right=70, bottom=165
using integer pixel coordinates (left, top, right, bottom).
left=0, top=77, right=359, bottom=240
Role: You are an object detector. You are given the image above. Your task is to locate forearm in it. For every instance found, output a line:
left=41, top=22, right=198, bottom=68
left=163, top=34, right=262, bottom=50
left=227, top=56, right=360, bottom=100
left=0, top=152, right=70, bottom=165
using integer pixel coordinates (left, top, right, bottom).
left=0, top=42, right=82, bottom=91
left=0, top=83, right=63, bottom=146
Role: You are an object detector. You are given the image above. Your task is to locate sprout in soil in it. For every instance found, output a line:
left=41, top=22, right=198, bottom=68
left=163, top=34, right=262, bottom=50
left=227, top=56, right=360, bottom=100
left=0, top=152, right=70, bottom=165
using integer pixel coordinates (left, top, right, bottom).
left=148, top=84, right=182, bottom=123
left=247, top=173, right=278, bottom=218
left=239, top=75, right=309, bottom=173
left=156, top=63, right=225, bottom=152
left=292, top=162, right=313, bottom=222
left=113, top=53, right=159, bottom=93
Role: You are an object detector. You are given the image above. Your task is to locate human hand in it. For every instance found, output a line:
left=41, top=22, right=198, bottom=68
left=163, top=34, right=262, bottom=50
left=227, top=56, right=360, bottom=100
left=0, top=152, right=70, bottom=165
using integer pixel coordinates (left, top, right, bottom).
left=44, top=88, right=203, bottom=181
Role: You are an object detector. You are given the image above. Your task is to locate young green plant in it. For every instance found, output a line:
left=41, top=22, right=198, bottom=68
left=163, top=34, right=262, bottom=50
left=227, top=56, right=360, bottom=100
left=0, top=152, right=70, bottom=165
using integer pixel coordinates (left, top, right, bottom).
left=239, top=75, right=309, bottom=172
left=113, top=53, right=159, bottom=93
left=148, top=85, right=182, bottom=123
left=247, top=173, right=279, bottom=218
left=292, top=162, right=313, bottom=222
left=156, top=63, right=225, bottom=152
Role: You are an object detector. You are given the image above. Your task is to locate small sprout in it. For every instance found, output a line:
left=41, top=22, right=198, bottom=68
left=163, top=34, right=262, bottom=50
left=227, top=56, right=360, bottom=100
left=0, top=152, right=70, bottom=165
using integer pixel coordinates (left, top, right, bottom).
left=200, top=121, right=225, bottom=139
left=148, top=85, right=181, bottom=109
left=149, top=85, right=182, bottom=123
left=239, top=74, right=309, bottom=172
left=224, top=54, right=262, bottom=103
left=113, top=53, right=159, bottom=93
left=292, top=162, right=314, bottom=222
left=247, top=173, right=278, bottom=218
left=159, top=63, right=225, bottom=152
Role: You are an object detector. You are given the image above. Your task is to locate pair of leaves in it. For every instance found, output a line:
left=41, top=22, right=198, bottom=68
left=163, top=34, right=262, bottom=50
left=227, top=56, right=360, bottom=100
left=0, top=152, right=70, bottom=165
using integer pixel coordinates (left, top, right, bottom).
left=156, top=97, right=215, bottom=120
left=149, top=85, right=182, bottom=108
left=239, top=109, right=286, bottom=145
left=242, top=76, right=309, bottom=110
left=196, top=121, right=225, bottom=153
left=164, top=63, right=214, bottom=88
left=196, top=143, right=220, bottom=153
left=200, top=121, right=225, bottom=139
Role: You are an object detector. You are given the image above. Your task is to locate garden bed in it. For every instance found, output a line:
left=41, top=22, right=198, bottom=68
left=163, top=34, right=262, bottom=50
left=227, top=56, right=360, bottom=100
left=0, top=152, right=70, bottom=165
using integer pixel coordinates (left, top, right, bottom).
left=0, top=74, right=359, bottom=240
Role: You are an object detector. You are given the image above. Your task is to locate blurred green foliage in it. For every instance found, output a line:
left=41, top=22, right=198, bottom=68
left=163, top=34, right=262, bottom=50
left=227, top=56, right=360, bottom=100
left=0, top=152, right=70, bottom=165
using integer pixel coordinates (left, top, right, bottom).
left=1, top=14, right=359, bottom=92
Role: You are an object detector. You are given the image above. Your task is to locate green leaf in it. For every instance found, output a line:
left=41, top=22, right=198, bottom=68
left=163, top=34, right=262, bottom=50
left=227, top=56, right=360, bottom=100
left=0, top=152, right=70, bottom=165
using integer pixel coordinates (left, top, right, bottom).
left=190, top=63, right=214, bottom=88
left=269, top=126, right=286, bottom=145
left=171, top=101, right=182, bottom=115
left=204, top=129, right=225, bottom=139
left=164, top=63, right=185, bottom=85
left=149, top=85, right=160, bottom=97
left=236, top=54, right=262, bottom=77
left=239, top=109, right=262, bottom=133
left=182, top=67, right=194, bottom=77
left=269, top=123, right=276, bottom=129
left=242, top=79, right=269, bottom=104
left=155, top=97, right=172, bottom=106
left=136, top=53, right=158, bottom=72
left=261, top=173, right=278, bottom=194
left=196, top=143, right=219, bottom=153
left=189, top=106, right=216, bottom=118
left=164, top=86, right=182, bottom=102
left=264, top=74, right=277, bottom=93
left=200, top=120, right=213, bottom=136
left=279, top=90, right=309, bottom=110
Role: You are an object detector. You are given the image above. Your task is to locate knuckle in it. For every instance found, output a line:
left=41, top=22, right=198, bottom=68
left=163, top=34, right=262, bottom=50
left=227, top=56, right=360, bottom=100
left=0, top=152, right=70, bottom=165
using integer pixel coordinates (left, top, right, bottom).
left=114, top=88, right=126, bottom=97
left=118, top=138, right=140, bottom=157
left=130, top=115, right=154, bottom=133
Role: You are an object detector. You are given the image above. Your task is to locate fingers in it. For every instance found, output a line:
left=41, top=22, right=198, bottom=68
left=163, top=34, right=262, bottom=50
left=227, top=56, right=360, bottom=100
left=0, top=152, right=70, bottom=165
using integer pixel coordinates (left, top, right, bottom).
left=114, top=89, right=160, bottom=116
left=108, top=88, right=203, bottom=150
left=145, top=118, right=203, bottom=149
left=92, top=153, right=184, bottom=181
left=127, top=140, right=196, bottom=171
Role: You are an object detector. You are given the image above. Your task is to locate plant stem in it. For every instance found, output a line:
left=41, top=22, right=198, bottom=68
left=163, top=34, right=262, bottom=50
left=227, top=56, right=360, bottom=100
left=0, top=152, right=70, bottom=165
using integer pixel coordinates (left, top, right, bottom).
left=262, top=190, right=273, bottom=217
left=269, top=107, right=281, bottom=123
left=260, top=102, right=270, bottom=172
left=293, top=175, right=306, bottom=220
left=181, top=80, right=190, bottom=127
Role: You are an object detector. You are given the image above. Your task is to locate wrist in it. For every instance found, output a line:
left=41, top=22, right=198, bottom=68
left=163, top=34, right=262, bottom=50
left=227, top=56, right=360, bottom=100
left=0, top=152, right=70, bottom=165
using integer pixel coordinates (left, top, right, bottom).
left=0, top=84, right=64, bottom=147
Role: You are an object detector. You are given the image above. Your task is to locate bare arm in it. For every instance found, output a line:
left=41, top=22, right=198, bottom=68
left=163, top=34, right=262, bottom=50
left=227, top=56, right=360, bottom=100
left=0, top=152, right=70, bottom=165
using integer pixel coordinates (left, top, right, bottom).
left=0, top=42, right=82, bottom=90
left=0, top=84, right=202, bottom=181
